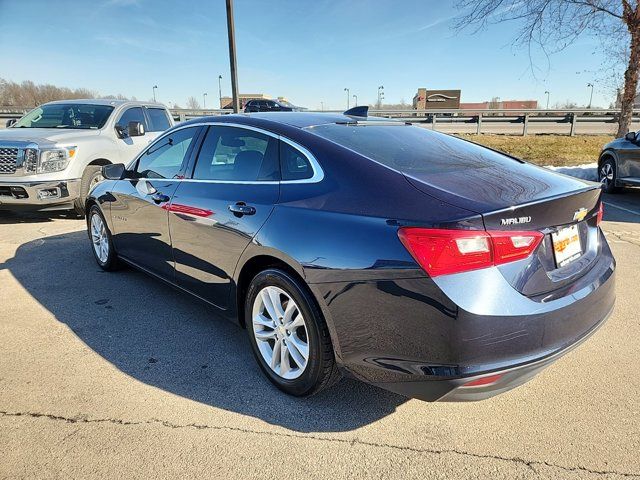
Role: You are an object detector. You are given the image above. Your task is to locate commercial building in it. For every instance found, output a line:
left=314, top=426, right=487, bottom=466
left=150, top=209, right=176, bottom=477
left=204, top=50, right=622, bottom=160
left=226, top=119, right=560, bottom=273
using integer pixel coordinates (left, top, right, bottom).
left=413, top=88, right=537, bottom=111
left=220, top=94, right=294, bottom=109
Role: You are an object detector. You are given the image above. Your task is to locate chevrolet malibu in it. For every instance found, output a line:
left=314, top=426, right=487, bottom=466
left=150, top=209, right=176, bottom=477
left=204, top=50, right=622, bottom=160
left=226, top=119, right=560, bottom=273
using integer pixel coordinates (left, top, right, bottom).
left=86, top=108, right=615, bottom=401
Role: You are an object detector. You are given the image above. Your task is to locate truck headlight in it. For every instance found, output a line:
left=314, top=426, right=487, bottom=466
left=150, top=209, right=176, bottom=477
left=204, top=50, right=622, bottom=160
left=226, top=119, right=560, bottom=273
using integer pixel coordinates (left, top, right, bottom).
left=38, top=146, right=77, bottom=173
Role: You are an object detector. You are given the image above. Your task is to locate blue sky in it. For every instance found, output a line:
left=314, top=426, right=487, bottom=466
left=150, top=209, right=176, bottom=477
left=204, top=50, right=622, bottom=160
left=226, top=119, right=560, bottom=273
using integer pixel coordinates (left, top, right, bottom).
left=1, top=0, right=615, bottom=109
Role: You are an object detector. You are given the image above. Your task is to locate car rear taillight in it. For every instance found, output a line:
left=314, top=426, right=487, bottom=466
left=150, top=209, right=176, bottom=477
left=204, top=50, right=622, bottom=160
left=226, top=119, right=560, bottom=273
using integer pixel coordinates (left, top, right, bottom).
left=398, top=228, right=544, bottom=277
left=596, top=202, right=604, bottom=226
left=462, top=373, right=503, bottom=387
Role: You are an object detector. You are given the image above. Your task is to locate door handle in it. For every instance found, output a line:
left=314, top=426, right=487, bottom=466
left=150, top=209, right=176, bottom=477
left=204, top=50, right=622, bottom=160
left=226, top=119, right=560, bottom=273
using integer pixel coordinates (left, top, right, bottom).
left=151, top=192, right=170, bottom=204
left=228, top=202, right=256, bottom=216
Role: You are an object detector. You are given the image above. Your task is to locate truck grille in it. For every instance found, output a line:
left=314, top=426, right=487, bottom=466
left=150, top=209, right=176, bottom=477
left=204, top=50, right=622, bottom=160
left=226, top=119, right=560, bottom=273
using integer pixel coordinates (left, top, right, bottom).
left=0, top=147, right=19, bottom=174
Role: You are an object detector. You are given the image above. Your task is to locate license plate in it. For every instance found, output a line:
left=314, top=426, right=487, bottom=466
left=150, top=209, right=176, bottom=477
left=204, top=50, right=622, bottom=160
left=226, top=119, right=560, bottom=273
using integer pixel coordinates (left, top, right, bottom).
left=551, top=224, right=582, bottom=267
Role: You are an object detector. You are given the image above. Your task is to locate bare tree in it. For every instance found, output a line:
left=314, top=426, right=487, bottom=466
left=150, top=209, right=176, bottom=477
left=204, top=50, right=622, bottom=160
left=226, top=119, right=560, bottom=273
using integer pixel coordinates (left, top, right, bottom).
left=455, top=0, right=639, bottom=137
left=186, top=96, right=201, bottom=109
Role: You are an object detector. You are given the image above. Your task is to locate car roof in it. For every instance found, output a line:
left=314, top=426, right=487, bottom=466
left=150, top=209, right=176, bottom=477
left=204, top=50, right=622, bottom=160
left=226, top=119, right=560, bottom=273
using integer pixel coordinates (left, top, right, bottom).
left=44, top=98, right=166, bottom=108
left=181, top=112, right=392, bottom=129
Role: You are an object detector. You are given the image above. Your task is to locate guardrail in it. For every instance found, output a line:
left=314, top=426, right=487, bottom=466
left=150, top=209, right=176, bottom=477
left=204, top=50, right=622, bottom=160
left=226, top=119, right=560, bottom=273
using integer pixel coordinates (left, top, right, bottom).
left=1, top=107, right=635, bottom=136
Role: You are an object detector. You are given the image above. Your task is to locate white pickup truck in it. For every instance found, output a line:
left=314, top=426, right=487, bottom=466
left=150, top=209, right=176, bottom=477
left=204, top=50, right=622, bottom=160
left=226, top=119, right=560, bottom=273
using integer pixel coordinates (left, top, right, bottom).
left=0, top=99, right=173, bottom=215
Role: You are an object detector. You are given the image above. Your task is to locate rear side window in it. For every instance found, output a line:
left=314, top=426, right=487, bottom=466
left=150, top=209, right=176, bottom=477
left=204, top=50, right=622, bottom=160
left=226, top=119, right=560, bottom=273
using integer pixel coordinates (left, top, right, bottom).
left=280, top=142, right=313, bottom=180
left=116, top=107, right=147, bottom=131
left=146, top=108, right=171, bottom=132
left=306, top=124, right=518, bottom=174
left=193, top=126, right=279, bottom=181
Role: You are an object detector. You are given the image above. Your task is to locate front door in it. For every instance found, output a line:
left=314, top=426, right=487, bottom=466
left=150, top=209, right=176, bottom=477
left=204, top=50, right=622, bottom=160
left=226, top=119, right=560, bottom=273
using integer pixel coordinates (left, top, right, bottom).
left=110, top=126, right=202, bottom=279
left=114, top=106, right=159, bottom=163
left=617, top=131, right=640, bottom=180
left=169, top=125, right=280, bottom=308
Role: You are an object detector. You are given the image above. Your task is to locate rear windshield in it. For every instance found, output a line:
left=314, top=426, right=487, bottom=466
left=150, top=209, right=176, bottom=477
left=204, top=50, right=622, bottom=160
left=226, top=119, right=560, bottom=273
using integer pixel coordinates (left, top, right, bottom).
left=305, top=124, right=517, bottom=174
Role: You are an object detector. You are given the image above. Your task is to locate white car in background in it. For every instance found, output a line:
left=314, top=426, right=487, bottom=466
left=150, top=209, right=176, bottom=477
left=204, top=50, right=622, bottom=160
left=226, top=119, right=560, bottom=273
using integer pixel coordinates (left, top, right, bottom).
left=0, top=99, right=173, bottom=216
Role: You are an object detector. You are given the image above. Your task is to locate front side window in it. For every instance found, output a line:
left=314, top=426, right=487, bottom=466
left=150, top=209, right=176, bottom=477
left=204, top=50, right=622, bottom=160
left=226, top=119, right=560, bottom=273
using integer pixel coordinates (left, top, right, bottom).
left=13, top=104, right=114, bottom=129
left=146, top=108, right=171, bottom=132
left=116, top=107, right=147, bottom=132
left=136, top=127, right=198, bottom=179
left=193, top=126, right=279, bottom=181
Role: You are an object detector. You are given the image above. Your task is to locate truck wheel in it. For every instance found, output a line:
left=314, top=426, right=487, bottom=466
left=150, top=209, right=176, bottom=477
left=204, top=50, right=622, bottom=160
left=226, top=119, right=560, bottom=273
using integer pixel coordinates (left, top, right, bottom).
left=74, top=165, right=104, bottom=217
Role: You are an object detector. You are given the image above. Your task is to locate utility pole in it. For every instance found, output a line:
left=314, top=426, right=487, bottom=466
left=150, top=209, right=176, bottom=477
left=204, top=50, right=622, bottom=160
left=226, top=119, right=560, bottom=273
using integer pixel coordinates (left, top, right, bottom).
left=153, top=85, right=158, bottom=102
left=544, top=90, right=550, bottom=110
left=226, top=0, right=240, bottom=113
left=203, top=93, right=207, bottom=109
left=587, top=83, right=594, bottom=109
left=218, top=75, right=223, bottom=108
left=344, top=88, right=350, bottom=109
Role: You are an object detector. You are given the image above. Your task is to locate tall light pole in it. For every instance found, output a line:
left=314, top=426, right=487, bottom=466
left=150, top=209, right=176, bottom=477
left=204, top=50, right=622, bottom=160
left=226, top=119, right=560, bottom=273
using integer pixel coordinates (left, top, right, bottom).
left=153, top=85, right=158, bottom=102
left=544, top=90, right=550, bottom=109
left=344, top=88, right=350, bottom=109
left=320, top=101, right=324, bottom=111
left=226, top=0, right=240, bottom=113
left=587, top=83, right=594, bottom=109
left=377, top=85, right=384, bottom=108
left=353, top=94, right=358, bottom=106
left=218, top=75, right=223, bottom=108
left=203, top=92, right=207, bottom=109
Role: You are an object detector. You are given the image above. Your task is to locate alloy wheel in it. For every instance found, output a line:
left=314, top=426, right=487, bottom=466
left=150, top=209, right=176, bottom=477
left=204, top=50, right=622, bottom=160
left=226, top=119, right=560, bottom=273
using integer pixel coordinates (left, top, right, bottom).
left=90, top=213, right=109, bottom=264
left=600, top=162, right=614, bottom=187
left=252, top=286, right=309, bottom=380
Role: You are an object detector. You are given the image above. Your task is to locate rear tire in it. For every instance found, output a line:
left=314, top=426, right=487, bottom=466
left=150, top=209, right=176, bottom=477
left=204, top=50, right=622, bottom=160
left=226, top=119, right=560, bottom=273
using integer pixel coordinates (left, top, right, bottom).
left=599, top=157, right=620, bottom=194
left=74, top=165, right=104, bottom=216
left=245, top=269, right=340, bottom=397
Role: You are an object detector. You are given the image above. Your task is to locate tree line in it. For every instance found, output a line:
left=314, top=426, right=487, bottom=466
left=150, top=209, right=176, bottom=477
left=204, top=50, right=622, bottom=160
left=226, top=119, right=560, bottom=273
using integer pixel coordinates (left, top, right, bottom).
left=0, top=78, right=134, bottom=107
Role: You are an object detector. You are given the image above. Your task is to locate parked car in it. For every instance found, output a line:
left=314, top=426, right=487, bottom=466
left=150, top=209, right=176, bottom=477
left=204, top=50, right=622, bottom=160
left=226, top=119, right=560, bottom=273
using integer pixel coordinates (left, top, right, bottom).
left=598, top=130, right=640, bottom=193
left=0, top=99, right=173, bottom=215
left=244, top=99, right=294, bottom=113
left=86, top=108, right=615, bottom=402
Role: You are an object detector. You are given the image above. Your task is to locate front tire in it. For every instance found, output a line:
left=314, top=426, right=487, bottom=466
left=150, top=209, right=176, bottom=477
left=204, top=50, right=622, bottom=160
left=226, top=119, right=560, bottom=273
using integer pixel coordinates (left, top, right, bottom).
left=599, top=157, right=620, bottom=194
left=74, top=165, right=104, bottom=216
left=245, top=269, right=340, bottom=397
left=87, top=205, right=120, bottom=271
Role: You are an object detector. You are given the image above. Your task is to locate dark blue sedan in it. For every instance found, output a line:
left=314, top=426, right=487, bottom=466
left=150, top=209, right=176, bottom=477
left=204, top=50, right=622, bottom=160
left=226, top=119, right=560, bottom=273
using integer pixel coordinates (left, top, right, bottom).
left=86, top=108, right=615, bottom=401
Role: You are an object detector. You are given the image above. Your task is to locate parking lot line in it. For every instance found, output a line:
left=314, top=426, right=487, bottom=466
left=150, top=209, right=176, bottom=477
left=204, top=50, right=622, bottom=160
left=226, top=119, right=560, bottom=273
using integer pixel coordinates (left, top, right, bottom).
left=603, top=201, right=640, bottom=217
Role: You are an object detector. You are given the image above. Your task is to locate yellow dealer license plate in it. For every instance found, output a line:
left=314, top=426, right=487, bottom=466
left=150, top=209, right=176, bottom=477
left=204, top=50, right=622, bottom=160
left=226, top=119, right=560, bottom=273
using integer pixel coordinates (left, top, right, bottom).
left=551, top=224, right=582, bottom=267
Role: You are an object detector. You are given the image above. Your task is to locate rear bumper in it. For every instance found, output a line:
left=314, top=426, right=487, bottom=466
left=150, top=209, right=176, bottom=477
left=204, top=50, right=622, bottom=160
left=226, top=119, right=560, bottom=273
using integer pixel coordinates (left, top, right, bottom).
left=0, top=179, right=81, bottom=210
left=312, top=232, right=616, bottom=402
left=374, top=302, right=613, bottom=401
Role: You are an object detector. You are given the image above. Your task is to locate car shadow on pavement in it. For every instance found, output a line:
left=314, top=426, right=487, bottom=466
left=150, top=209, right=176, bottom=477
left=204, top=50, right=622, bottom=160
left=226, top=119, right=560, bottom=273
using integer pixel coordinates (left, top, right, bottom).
left=1, top=230, right=407, bottom=433
left=603, top=189, right=640, bottom=224
left=0, top=210, right=80, bottom=224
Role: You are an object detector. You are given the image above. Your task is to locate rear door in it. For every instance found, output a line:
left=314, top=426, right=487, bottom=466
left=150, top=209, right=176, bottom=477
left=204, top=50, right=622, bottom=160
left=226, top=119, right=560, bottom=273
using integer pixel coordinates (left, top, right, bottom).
left=168, top=124, right=280, bottom=308
left=110, top=126, right=202, bottom=279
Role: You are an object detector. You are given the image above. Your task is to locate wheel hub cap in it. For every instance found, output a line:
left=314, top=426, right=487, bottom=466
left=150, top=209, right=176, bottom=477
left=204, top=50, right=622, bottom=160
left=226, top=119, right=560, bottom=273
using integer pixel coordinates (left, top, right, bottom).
left=90, top=213, right=109, bottom=263
left=252, top=286, right=309, bottom=380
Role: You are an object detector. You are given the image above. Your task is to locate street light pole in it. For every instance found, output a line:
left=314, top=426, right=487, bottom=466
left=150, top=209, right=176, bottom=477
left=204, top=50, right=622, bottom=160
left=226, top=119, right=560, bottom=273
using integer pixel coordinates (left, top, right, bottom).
left=344, top=88, right=350, bottom=109
left=203, top=93, right=207, bottom=109
left=377, top=85, right=384, bottom=109
left=587, top=83, right=594, bottom=109
left=225, top=0, right=240, bottom=113
left=544, top=90, right=550, bottom=110
left=153, top=85, right=158, bottom=102
left=218, top=75, right=223, bottom=109
left=353, top=94, right=358, bottom=107
left=320, top=101, right=324, bottom=111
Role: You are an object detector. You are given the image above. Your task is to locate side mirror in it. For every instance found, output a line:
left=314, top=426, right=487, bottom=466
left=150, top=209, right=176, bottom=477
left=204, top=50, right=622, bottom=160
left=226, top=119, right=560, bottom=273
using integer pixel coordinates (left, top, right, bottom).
left=102, top=163, right=126, bottom=180
left=5, top=119, right=16, bottom=127
left=128, top=121, right=145, bottom=137
left=625, top=131, right=637, bottom=143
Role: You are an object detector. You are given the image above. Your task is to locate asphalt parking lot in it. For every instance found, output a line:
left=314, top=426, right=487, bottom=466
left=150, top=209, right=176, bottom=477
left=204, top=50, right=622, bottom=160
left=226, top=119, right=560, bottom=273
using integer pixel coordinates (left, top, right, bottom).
left=1, top=192, right=639, bottom=480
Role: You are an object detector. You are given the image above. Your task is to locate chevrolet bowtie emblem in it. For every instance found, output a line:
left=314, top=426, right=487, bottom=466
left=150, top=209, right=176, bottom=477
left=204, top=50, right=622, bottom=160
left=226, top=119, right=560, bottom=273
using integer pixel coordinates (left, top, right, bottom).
left=573, top=208, right=588, bottom=222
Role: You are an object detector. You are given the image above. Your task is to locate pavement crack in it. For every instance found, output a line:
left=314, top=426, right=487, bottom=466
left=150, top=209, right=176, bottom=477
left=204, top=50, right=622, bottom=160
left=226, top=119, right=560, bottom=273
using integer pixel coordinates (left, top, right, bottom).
left=1, top=410, right=638, bottom=478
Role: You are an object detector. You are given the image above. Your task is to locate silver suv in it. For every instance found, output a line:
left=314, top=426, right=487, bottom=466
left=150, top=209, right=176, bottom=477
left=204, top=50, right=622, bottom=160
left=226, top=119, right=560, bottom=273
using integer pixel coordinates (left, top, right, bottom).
left=0, top=99, right=173, bottom=215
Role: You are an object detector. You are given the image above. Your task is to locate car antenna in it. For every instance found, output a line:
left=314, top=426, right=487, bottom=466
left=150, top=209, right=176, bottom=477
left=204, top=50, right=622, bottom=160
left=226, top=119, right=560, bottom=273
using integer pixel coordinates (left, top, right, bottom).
left=343, top=106, right=368, bottom=118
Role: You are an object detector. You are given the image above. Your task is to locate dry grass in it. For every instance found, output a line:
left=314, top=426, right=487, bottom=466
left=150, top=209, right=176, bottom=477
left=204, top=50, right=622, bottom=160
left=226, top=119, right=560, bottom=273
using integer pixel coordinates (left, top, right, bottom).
left=455, top=134, right=613, bottom=167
